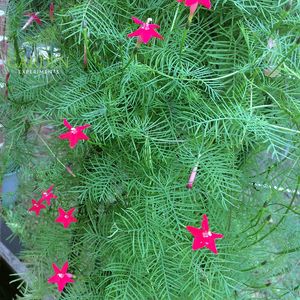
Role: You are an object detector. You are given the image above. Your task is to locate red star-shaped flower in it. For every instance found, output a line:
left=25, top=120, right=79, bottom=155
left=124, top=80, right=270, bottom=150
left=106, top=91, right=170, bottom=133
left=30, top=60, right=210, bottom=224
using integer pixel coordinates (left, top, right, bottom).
left=128, top=17, right=163, bottom=44
left=58, top=119, right=91, bottom=149
left=48, top=261, right=74, bottom=292
left=22, top=12, right=42, bottom=30
left=28, top=198, right=46, bottom=216
left=178, top=0, right=211, bottom=17
left=55, top=208, right=78, bottom=228
left=186, top=214, right=223, bottom=254
left=40, top=185, right=57, bottom=206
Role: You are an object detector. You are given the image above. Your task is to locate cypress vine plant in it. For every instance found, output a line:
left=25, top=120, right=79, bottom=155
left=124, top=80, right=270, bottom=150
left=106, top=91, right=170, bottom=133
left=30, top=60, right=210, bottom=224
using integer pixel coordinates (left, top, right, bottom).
left=1, top=0, right=300, bottom=299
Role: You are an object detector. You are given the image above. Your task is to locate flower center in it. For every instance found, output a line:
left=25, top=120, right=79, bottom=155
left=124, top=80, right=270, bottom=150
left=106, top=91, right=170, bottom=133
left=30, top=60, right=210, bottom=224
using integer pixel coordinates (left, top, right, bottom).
left=142, top=18, right=152, bottom=30
left=71, top=127, right=77, bottom=134
left=43, top=192, right=48, bottom=196
left=203, top=231, right=212, bottom=238
left=64, top=215, right=69, bottom=219
left=58, top=273, right=64, bottom=278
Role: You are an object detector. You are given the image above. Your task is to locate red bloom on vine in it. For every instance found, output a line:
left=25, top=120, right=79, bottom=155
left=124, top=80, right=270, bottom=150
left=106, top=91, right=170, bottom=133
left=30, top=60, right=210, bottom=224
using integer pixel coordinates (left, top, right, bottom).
left=5, top=72, right=10, bottom=98
left=40, top=185, right=57, bottom=206
left=186, top=166, right=198, bottom=189
left=186, top=214, right=223, bottom=254
left=55, top=208, right=78, bottom=228
left=49, top=3, right=54, bottom=22
left=59, top=119, right=91, bottom=149
left=178, top=0, right=211, bottom=20
left=28, top=199, right=46, bottom=216
left=48, top=261, right=74, bottom=292
left=22, top=12, right=42, bottom=30
left=5, top=72, right=10, bottom=84
left=128, top=17, right=163, bottom=44
left=66, top=165, right=76, bottom=177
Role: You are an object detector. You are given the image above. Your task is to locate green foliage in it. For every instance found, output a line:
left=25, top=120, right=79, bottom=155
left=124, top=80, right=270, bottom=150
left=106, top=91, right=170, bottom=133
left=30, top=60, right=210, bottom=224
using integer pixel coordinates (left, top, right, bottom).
left=1, top=0, right=300, bottom=299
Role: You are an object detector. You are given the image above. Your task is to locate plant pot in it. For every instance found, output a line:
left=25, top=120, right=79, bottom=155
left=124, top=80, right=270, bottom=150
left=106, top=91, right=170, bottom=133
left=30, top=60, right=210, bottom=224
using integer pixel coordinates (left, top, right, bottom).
left=2, top=168, right=20, bottom=209
left=0, top=256, right=23, bottom=299
left=0, top=219, right=27, bottom=299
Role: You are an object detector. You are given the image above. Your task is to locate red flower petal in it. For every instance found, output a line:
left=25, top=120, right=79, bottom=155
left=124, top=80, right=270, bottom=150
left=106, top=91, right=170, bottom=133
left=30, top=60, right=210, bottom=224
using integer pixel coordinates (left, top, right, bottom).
left=128, top=17, right=163, bottom=44
left=55, top=208, right=78, bottom=228
left=59, top=120, right=91, bottom=149
left=28, top=199, right=46, bottom=216
left=48, top=261, right=74, bottom=292
left=61, top=261, right=69, bottom=273
left=199, top=0, right=211, bottom=9
left=186, top=215, right=223, bottom=254
left=63, top=118, right=72, bottom=129
left=132, top=17, right=144, bottom=25
left=201, top=214, right=209, bottom=232
left=33, top=14, right=42, bottom=24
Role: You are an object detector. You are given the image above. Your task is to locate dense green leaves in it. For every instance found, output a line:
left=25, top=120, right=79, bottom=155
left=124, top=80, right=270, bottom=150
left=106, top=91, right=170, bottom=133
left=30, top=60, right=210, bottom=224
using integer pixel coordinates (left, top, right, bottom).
left=1, top=0, right=300, bottom=299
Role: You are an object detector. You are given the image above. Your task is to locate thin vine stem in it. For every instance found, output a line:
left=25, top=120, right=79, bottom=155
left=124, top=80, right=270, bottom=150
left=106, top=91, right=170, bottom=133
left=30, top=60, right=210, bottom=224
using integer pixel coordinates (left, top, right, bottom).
left=241, top=178, right=300, bottom=250
left=33, top=128, right=76, bottom=177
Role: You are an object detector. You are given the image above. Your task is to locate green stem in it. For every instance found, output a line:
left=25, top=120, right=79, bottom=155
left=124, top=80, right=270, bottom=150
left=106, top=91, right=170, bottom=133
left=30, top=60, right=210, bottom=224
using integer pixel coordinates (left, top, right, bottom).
left=241, top=178, right=299, bottom=249
left=179, top=20, right=191, bottom=67
left=34, top=129, right=76, bottom=177
left=272, top=245, right=300, bottom=256
left=240, top=205, right=265, bottom=234
left=246, top=219, right=268, bottom=238
left=268, top=41, right=299, bottom=77
left=227, top=207, right=232, bottom=231
left=241, top=260, right=267, bottom=272
left=267, top=203, right=300, bottom=215
left=170, top=3, right=180, bottom=33
left=121, top=43, right=140, bottom=73
left=280, top=284, right=300, bottom=297
left=146, top=65, right=242, bottom=82
left=13, top=34, right=23, bottom=76
left=83, top=26, right=88, bottom=72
